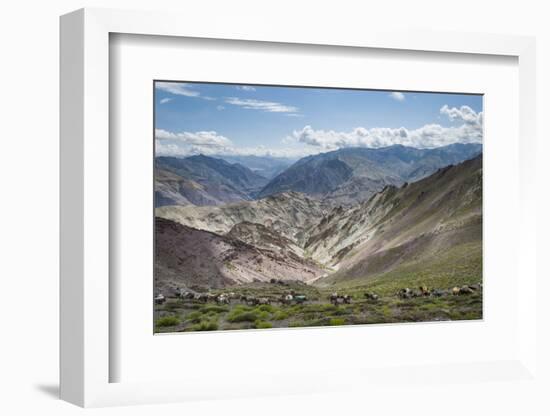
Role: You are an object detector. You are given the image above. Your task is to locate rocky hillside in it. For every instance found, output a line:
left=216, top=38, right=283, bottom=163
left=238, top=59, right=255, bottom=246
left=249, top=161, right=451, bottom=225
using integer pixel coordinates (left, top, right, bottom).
left=155, top=155, right=268, bottom=207
left=227, top=221, right=305, bottom=258
left=155, top=217, right=325, bottom=291
left=156, top=191, right=327, bottom=246
left=310, top=154, right=482, bottom=283
left=257, top=143, right=481, bottom=205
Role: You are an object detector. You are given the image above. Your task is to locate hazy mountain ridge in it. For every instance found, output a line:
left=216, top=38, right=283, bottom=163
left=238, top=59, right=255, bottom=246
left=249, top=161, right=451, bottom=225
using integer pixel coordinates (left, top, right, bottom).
left=155, top=143, right=481, bottom=208
left=258, top=143, right=481, bottom=205
left=155, top=155, right=269, bottom=207
left=213, top=155, right=296, bottom=179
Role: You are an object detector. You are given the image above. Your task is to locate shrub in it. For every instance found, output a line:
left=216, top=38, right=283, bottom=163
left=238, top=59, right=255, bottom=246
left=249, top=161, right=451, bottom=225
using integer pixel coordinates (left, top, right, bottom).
left=185, top=311, right=203, bottom=323
left=381, top=305, right=393, bottom=317
left=156, top=315, right=181, bottom=327
left=272, top=311, right=289, bottom=321
left=191, top=319, right=219, bottom=331
left=227, top=310, right=259, bottom=323
left=289, top=305, right=304, bottom=314
left=254, top=320, right=273, bottom=329
left=329, top=318, right=346, bottom=326
left=257, top=304, right=274, bottom=313
left=256, top=310, right=271, bottom=321
left=200, top=305, right=229, bottom=314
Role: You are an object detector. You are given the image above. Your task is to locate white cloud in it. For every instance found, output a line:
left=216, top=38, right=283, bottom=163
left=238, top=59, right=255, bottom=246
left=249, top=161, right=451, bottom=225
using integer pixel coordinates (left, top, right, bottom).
left=287, top=105, right=483, bottom=150
left=155, top=82, right=217, bottom=101
left=225, top=97, right=299, bottom=114
left=389, top=92, right=405, bottom=102
left=440, top=104, right=482, bottom=125
left=156, top=129, right=233, bottom=148
left=159, top=98, right=173, bottom=104
left=155, top=142, right=186, bottom=157
left=236, top=86, right=256, bottom=91
left=155, top=140, right=313, bottom=159
left=216, top=105, right=225, bottom=111
left=155, top=128, right=315, bottom=158
left=156, top=82, right=200, bottom=97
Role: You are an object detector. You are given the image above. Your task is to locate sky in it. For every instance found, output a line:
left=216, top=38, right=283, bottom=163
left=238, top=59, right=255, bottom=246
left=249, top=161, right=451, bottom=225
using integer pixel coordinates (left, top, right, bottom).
left=154, top=81, right=483, bottom=159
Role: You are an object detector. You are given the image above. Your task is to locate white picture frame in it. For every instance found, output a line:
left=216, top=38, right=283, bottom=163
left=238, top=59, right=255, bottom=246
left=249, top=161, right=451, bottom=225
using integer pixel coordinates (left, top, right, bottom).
left=60, top=7, right=538, bottom=408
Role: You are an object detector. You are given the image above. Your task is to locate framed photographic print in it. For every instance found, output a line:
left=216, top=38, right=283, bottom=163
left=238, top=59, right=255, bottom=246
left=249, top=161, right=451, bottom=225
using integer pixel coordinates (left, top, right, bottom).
left=60, top=7, right=538, bottom=408
left=152, top=81, right=484, bottom=334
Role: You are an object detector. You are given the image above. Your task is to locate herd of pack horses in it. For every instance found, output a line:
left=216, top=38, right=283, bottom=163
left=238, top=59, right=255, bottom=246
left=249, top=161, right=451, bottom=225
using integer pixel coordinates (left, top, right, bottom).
left=154, top=281, right=483, bottom=307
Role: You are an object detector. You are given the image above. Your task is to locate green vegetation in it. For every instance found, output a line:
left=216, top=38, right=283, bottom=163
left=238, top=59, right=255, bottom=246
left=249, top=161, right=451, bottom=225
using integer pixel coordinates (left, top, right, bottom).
left=329, top=318, right=346, bottom=326
left=331, top=240, right=482, bottom=298
left=257, top=304, right=274, bottom=313
left=185, top=310, right=204, bottom=323
left=190, top=319, right=219, bottom=331
left=200, top=305, right=229, bottom=314
left=227, top=308, right=259, bottom=323
left=155, top=315, right=181, bottom=327
left=254, top=320, right=273, bottom=329
left=154, top=277, right=482, bottom=333
left=272, top=310, right=290, bottom=320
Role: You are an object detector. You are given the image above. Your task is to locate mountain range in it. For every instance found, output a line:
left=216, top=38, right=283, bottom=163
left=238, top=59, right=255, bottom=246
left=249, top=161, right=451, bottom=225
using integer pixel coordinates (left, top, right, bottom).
left=155, top=152, right=482, bottom=290
left=155, top=143, right=481, bottom=208
left=257, top=143, right=482, bottom=205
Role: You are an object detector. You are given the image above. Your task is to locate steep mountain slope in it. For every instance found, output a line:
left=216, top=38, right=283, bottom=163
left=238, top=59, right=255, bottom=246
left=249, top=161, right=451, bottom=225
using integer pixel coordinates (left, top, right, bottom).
left=258, top=143, right=481, bottom=205
left=309, top=154, right=482, bottom=283
left=155, top=167, right=234, bottom=207
left=227, top=221, right=305, bottom=258
left=156, top=191, right=327, bottom=246
left=258, top=158, right=355, bottom=197
left=155, top=217, right=325, bottom=291
left=155, top=155, right=268, bottom=207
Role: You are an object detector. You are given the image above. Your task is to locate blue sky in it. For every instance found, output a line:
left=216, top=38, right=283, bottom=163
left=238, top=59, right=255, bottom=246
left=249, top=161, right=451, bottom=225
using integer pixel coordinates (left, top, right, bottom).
left=154, top=81, right=483, bottom=158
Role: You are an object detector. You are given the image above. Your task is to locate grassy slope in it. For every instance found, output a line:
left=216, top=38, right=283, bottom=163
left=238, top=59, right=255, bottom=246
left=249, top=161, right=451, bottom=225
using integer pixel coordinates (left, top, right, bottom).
left=329, top=240, right=482, bottom=297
